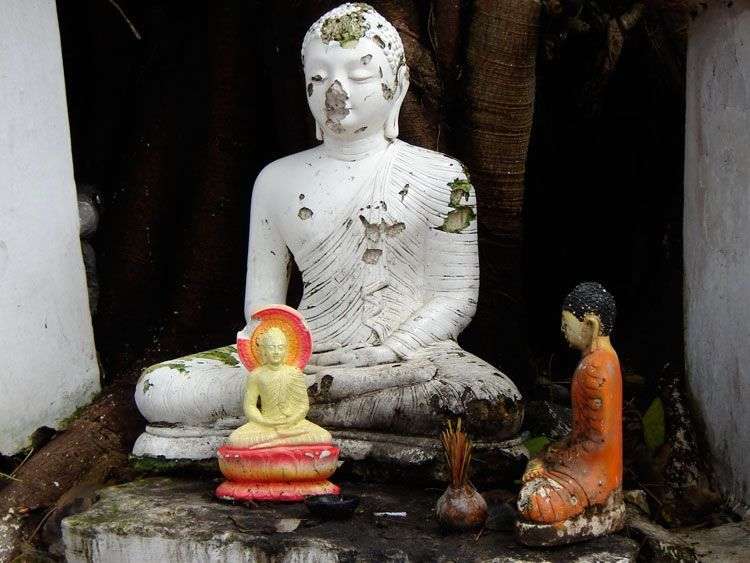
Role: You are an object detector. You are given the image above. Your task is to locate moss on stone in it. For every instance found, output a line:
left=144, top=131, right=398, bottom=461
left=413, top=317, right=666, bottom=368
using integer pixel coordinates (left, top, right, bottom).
left=142, top=378, right=154, bottom=394
left=129, top=455, right=219, bottom=476
left=448, top=178, right=472, bottom=208
left=448, top=178, right=472, bottom=192
left=141, top=346, right=239, bottom=376
left=183, top=347, right=240, bottom=367
left=57, top=390, right=103, bottom=430
left=320, top=6, right=371, bottom=48
left=439, top=177, right=476, bottom=233
left=438, top=206, right=476, bottom=233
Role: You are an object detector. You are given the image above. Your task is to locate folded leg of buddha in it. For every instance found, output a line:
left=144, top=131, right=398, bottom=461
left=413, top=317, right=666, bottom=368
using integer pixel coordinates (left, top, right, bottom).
left=134, top=342, right=522, bottom=466
left=229, top=419, right=331, bottom=450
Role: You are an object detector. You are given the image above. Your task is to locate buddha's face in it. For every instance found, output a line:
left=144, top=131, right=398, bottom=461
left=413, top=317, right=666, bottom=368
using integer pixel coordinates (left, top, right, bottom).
left=303, top=36, right=402, bottom=139
left=259, top=329, right=287, bottom=367
left=561, top=310, right=595, bottom=351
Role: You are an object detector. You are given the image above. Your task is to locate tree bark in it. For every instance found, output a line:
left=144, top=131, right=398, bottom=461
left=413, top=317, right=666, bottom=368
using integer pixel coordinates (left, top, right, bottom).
left=456, top=0, right=541, bottom=380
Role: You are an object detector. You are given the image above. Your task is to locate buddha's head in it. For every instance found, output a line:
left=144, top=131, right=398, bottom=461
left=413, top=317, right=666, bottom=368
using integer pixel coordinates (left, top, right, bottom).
left=258, top=327, right=288, bottom=368
left=302, top=3, right=409, bottom=142
left=561, top=282, right=616, bottom=351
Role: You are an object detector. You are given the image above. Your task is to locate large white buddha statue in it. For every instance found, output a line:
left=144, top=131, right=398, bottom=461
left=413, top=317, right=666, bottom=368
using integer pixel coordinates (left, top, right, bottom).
left=133, top=3, right=523, bottom=466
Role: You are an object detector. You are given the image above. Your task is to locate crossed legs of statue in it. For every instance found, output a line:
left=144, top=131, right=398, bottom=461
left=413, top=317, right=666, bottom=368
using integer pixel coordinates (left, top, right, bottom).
left=133, top=342, right=522, bottom=461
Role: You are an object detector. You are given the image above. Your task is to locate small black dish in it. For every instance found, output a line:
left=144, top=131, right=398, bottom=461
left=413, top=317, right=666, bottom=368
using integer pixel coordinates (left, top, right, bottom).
left=305, top=494, right=360, bottom=520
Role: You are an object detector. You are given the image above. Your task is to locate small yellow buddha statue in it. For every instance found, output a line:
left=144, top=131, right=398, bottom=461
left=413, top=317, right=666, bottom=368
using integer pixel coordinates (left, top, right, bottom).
left=216, top=305, right=340, bottom=502
left=229, top=327, right=331, bottom=449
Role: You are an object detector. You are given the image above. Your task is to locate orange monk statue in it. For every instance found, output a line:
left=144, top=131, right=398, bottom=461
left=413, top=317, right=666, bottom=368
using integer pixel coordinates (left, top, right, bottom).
left=516, top=282, right=624, bottom=545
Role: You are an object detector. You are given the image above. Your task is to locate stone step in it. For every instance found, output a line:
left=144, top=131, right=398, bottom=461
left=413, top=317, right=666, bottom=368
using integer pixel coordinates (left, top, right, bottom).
left=62, top=477, right=639, bottom=562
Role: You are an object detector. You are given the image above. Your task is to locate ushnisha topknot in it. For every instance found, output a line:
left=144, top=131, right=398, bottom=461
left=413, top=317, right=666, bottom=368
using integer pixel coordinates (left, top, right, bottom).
left=301, top=3, right=406, bottom=77
left=562, top=281, right=617, bottom=336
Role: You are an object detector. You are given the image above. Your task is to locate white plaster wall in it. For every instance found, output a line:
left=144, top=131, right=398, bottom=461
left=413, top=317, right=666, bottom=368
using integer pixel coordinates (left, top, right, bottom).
left=0, top=0, right=100, bottom=454
left=684, top=1, right=750, bottom=509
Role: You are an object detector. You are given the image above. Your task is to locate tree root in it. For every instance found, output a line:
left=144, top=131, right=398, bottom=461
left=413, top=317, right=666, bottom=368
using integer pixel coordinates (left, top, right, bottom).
left=0, top=382, right=142, bottom=560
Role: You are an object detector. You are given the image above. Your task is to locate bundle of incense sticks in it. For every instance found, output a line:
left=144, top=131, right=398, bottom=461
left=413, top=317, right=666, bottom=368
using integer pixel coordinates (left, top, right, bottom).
left=441, top=418, right=473, bottom=488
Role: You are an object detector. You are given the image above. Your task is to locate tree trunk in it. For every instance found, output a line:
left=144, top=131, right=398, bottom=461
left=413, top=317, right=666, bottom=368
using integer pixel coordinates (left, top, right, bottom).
left=455, top=0, right=541, bottom=381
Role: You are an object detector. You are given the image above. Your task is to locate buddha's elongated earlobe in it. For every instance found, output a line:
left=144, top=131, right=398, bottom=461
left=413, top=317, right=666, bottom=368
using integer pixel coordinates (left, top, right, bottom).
left=385, top=65, right=410, bottom=140
left=315, top=121, right=324, bottom=141
left=584, top=314, right=601, bottom=348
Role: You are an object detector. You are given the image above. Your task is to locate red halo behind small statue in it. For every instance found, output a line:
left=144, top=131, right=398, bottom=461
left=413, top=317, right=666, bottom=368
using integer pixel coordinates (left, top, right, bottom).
left=236, top=304, right=312, bottom=372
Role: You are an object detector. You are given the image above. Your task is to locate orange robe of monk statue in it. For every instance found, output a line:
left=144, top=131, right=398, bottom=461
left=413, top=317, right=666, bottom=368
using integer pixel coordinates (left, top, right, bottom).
left=516, top=282, right=624, bottom=546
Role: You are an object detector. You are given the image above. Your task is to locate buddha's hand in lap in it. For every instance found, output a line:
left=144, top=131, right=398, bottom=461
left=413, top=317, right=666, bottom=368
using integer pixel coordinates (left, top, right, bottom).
left=304, top=345, right=399, bottom=373
left=251, top=414, right=287, bottom=427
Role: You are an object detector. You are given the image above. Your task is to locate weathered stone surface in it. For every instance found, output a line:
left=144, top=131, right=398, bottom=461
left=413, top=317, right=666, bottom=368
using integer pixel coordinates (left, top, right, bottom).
left=625, top=506, right=698, bottom=562
left=676, top=519, right=750, bottom=563
left=63, top=478, right=639, bottom=562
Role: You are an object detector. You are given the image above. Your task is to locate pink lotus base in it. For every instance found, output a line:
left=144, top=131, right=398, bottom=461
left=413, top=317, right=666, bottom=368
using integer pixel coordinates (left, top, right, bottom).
left=216, top=479, right=340, bottom=502
left=216, top=444, right=340, bottom=502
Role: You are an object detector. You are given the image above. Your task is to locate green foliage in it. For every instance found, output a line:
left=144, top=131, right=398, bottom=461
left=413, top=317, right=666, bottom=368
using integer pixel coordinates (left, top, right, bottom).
left=643, top=397, right=666, bottom=452
left=524, top=435, right=551, bottom=457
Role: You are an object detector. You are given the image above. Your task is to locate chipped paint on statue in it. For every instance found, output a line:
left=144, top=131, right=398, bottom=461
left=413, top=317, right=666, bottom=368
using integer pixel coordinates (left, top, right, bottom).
left=516, top=282, right=624, bottom=546
left=132, top=3, right=522, bottom=467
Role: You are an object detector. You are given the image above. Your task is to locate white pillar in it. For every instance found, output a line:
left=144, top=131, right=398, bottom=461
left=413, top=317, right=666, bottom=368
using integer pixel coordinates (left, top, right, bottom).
left=0, top=0, right=100, bottom=455
left=685, top=1, right=750, bottom=509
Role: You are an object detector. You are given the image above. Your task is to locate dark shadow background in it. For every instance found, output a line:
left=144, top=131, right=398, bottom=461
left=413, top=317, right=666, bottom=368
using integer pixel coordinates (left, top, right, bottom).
left=57, top=0, right=686, bottom=392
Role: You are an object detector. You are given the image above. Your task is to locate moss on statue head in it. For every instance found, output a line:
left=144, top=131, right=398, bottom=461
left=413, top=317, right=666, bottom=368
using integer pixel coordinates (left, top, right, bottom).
left=320, top=5, right=371, bottom=48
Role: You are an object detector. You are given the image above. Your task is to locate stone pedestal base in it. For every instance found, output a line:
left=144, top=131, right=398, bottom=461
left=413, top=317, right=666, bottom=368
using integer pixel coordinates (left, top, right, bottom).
left=516, top=490, right=625, bottom=546
left=216, top=444, right=340, bottom=502
left=62, top=478, right=639, bottom=562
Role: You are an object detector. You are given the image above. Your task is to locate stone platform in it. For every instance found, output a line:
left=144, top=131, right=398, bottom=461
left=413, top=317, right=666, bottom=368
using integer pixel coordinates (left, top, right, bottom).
left=62, top=478, right=639, bottom=562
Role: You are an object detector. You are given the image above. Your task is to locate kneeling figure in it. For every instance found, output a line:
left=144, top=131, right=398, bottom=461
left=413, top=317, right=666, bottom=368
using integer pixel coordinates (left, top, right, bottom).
left=516, top=282, right=624, bottom=545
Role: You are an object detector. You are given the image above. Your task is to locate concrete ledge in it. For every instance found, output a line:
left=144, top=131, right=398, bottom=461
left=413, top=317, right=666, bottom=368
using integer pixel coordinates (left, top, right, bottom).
left=63, top=478, right=639, bottom=562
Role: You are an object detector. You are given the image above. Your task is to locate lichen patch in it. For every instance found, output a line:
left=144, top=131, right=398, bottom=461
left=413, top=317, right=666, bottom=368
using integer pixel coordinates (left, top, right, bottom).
left=439, top=206, right=476, bottom=233
left=439, top=177, right=476, bottom=233
left=448, top=178, right=472, bottom=207
left=320, top=7, right=370, bottom=48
